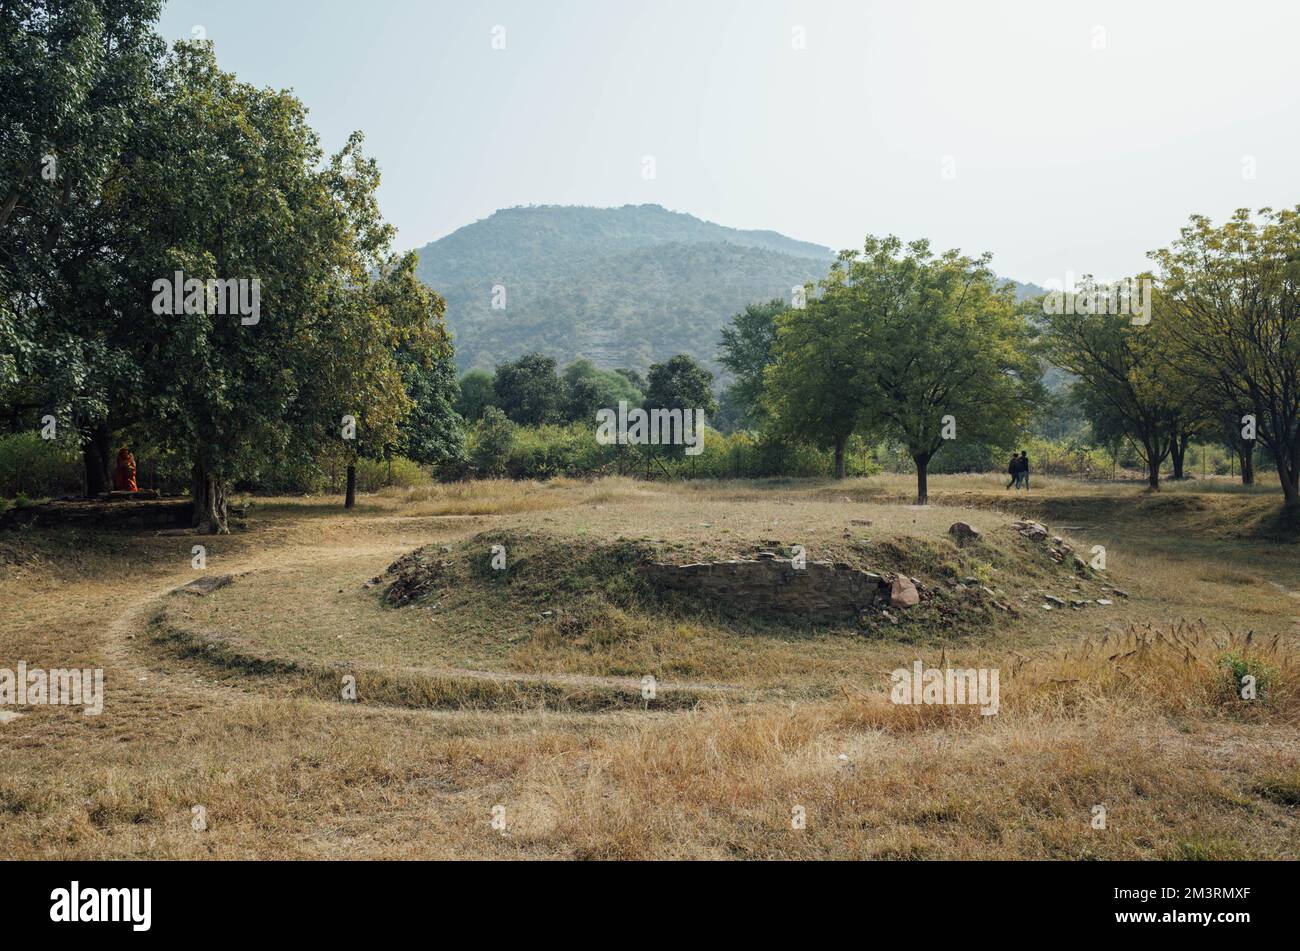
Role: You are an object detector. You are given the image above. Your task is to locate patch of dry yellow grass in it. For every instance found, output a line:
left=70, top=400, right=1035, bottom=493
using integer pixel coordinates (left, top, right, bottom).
left=1, top=475, right=1298, bottom=859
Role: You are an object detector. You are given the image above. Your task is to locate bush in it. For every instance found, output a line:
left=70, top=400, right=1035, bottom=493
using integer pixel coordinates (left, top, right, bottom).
left=470, top=408, right=517, bottom=477
left=354, top=456, right=431, bottom=492
left=459, top=420, right=889, bottom=481
left=0, top=432, right=83, bottom=499
left=1016, top=436, right=1112, bottom=477
left=926, top=440, right=998, bottom=475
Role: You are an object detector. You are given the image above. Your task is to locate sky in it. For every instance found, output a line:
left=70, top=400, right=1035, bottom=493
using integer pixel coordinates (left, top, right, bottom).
left=156, top=0, right=1300, bottom=285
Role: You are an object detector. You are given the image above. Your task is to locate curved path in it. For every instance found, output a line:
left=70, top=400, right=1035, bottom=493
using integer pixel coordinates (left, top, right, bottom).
left=100, top=539, right=742, bottom=715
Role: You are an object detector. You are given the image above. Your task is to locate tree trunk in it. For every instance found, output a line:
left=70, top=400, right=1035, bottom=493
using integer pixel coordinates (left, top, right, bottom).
left=914, top=453, right=930, bottom=505
left=345, top=463, right=357, bottom=509
left=1239, top=445, right=1254, bottom=485
left=82, top=423, right=111, bottom=497
left=1279, top=458, right=1299, bottom=507
left=1171, top=434, right=1189, bottom=480
left=833, top=436, right=846, bottom=480
left=1146, top=454, right=1161, bottom=490
left=191, top=463, right=229, bottom=534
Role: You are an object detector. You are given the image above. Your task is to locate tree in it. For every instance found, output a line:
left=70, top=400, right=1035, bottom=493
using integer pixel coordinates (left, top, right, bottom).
left=108, top=43, right=437, bottom=530
left=644, top=354, right=718, bottom=416
left=1043, top=276, right=1180, bottom=490
left=471, top=407, right=514, bottom=477
left=560, top=358, right=642, bottom=423
left=614, top=368, right=646, bottom=391
left=396, top=338, right=465, bottom=470
left=764, top=288, right=866, bottom=479
left=302, top=252, right=451, bottom=510
left=455, top=370, right=496, bottom=423
left=1218, top=407, right=1256, bottom=485
left=562, top=375, right=602, bottom=425
left=774, top=238, right=1039, bottom=497
left=493, top=352, right=562, bottom=425
left=0, top=0, right=164, bottom=494
left=1, top=0, right=162, bottom=229
left=1151, top=208, right=1300, bottom=505
left=858, top=240, right=1039, bottom=502
left=718, top=298, right=788, bottom=429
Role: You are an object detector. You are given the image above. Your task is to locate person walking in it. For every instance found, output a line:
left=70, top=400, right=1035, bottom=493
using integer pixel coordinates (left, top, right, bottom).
left=1006, top=453, right=1020, bottom=490
left=1019, top=451, right=1030, bottom=490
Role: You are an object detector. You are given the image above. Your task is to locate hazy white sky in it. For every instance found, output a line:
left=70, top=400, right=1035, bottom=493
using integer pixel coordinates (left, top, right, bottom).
left=157, top=0, right=1300, bottom=284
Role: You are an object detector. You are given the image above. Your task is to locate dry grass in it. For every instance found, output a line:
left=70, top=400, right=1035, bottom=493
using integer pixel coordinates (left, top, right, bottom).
left=1, top=474, right=1297, bottom=859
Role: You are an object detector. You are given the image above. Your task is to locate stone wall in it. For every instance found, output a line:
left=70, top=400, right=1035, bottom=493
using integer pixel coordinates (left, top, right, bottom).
left=638, top=554, right=885, bottom=622
left=0, top=497, right=194, bottom=530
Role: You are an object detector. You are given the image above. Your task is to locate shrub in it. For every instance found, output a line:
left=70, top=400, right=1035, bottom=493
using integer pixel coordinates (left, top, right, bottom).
left=0, top=432, right=83, bottom=499
left=354, top=456, right=430, bottom=492
left=470, top=408, right=516, bottom=477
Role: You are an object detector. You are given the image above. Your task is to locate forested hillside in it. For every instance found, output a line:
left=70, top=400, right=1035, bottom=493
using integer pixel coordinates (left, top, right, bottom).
left=415, top=204, right=1046, bottom=373
left=414, top=204, right=833, bottom=371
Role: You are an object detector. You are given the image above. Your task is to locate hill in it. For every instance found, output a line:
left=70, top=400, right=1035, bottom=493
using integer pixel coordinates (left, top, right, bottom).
left=413, top=204, right=1047, bottom=374
left=413, top=204, right=833, bottom=372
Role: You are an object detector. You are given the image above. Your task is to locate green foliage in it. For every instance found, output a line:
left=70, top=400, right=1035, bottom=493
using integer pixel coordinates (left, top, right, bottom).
left=455, top=370, right=496, bottom=422
left=497, top=424, right=618, bottom=479
left=657, top=429, right=878, bottom=480
left=414, top=205, right=833, bottom=373
left=0, top=0, right=164, bottom=459
left=717, top=298, right=788, bottom=429
left=471, top=407, right=516, bottom=477
left=645, top=354, right=718, bottom=414
left=1152, top=208, right=1300, bottom=504
left=1219, top=651, right=1277, bottom=702
left=764, top=284, right=865, bottom=470
left=396, top=343, right=465, bottom=467
left=615, top=368, right=645, bottom=390
left=1013, top=437, right=1112, bottom=477
left=353, top=456, right=430, bottom=493
left=764, top=236, right=1041, bottom=493
left=843, top=239, right=1040, bottom=467
left=561, top=358, right=643, bottom=421
left=1041, top=276, right=1182, bottom=488
left=0, top=432, right=82, bottom=498
left=493, top=352, right=564, bottom=425
left=458, top=422, right=879, bottom=481
left=2, top=28, right=454, bottom=528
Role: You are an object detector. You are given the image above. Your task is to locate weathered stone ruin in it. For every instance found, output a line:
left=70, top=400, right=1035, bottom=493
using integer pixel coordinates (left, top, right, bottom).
left=0, top=496, right=194, bottom=530
left=637, top=553, right=903, bottom=622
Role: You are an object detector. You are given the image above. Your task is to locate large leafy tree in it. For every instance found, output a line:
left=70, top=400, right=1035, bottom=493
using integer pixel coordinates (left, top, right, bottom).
left=300, top=251, right=455, bottom=510
left=718, top=298, right=788, bottom=429
left=851, top=239, right=1039, bottom=503
left=771, top=238, right=1039, bottom=497
left=1151, top=208, right=1300, bottom=505
left=644, top=353, right=717, bottom=415
left=455, top=369, right=496, bottom=423
left=764, top=287, right=866, bottom=479
left=106, top=42, right=444, bottom=530
left=492, top=352, right=562, bottom=425
left=1042, top=276, right=1183, bottom=490
left=560, top=357, right=642, bottom=423
left=0, top=0, right=164, bottom=491
left=1, top=0, right=161, bottom=229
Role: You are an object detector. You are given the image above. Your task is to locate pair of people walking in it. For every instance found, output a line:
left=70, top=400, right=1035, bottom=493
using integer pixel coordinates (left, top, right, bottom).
left=1006, top=451, right=1030, bottom=490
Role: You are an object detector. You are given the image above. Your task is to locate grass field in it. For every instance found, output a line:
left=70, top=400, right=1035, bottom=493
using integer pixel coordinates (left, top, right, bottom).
left=1, top=474, right=1297, bottom=859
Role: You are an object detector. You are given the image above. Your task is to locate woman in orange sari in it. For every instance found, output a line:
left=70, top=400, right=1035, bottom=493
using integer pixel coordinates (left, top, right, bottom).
left=113, top=447, right=138, bottom=492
